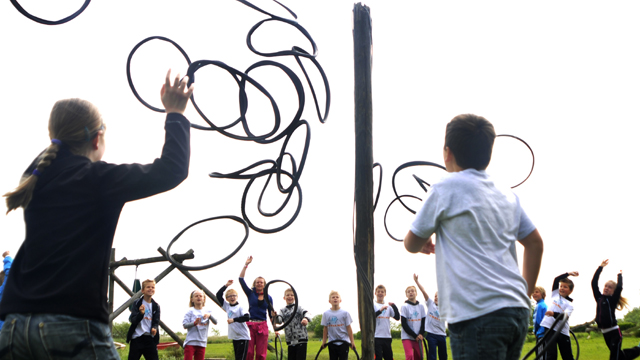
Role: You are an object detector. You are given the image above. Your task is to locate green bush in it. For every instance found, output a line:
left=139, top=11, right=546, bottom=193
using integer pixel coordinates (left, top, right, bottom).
left=354, top=331, right=361, bottom=340
left=618, top=322, right=636, bottom=331
left=111, top=321, right=130, bottom=341
left=624, top=307, right=640, bottom=325
left=307, top=315, right=324, bottom=338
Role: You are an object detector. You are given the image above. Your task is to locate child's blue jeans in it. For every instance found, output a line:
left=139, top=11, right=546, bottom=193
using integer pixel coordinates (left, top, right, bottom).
left=0, top=313, right=119, bottom=359
left=448, top=307, right=529, bottom=360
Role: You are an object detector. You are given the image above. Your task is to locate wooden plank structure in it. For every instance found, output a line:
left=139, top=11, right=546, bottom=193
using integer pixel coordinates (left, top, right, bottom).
left=353, top=3, right=375, bottom=360
left=108, top=247, right=222, bottom=347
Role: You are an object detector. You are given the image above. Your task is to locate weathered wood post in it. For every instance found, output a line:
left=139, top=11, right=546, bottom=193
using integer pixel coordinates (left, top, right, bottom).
left=353, top=3, right=375, bottom=360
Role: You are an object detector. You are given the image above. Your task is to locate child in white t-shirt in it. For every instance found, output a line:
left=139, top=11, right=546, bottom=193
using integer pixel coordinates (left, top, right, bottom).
left=404, top=114, right=544, bottom=360
left=401, top=282, right=426, bottom=360
left=414, top=274, right=446, bottom=360
left=183, top=289, right=217, bottom=360
left=321, top=291, right=356, bottom=360
left=540, top=272, right=578, bottom=360
left=373, top=284, right=399, bottom=360
left=216, top=280, right=252, bottom=360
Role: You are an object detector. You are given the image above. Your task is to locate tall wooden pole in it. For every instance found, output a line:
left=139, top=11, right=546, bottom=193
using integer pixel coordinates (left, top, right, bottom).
left=353, top=3, right=374, bottom=360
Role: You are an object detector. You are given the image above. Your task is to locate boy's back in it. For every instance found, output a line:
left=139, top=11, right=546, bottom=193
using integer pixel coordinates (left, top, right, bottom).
left=410, top=168, right=534, bottom=323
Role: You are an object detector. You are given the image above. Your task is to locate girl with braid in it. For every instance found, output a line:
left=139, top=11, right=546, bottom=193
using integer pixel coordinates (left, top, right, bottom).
left=592, top=259, right=640, bottom=360
left=0, top=70, right=194, bottom=359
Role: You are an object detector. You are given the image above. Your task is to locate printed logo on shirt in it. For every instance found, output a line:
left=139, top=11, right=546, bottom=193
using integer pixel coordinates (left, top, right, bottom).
left=326, top=316, right=344, bottom=327
left=144, top=307, right=152, bottom=321
left=407, top=310, right=421, bottom=321
left=378, top=308, right=389, bottom=319
left=428, top=311, right=440, bottom=322
left=228, top=310, right=234, bottom=318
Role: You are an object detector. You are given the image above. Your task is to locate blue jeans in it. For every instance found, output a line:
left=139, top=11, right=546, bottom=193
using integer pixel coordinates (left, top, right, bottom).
left=0, top=313, right=119, bottom=360
left=426, top=333, right=447, bottom=360
left=448, top=307, right=529, bottom=360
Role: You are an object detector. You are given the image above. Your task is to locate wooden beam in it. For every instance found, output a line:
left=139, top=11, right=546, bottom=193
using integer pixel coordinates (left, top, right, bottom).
left=353, top=3, right=375, bottom=360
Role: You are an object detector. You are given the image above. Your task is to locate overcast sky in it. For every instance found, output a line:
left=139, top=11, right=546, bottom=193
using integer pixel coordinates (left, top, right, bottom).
left=2, top=0, right=640, bottom=336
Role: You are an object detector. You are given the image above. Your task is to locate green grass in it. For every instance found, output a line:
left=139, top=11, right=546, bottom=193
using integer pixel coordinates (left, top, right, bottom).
left=116, top=333, right=640, bottom=359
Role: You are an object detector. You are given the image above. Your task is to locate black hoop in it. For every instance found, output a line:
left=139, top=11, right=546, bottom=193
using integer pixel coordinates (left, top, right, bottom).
left=391, top=161, right=446, bottom=214
left=165, top=216, right=249, bottom=271
left=384, top=195, right=422, bottom=242
left=315, top=340, right=360, bottom=360
left=264, top=279, right=298, bottom=332
left=126, top=36, right=192, bottom=113
left=10, top=0, right=91, bottom=25
left=521, top=313, right=570, bottom=360
left=495, top=134, right=535, bottom=189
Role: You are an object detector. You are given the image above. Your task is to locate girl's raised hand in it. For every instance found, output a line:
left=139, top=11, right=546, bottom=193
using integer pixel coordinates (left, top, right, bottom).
left=226, top=280, right=233, bottom=287
left=161, top=69, right=195, bottom=115
left=601, top=259, right=609, bottom=267
left=245, top=256, right=253, bottom=266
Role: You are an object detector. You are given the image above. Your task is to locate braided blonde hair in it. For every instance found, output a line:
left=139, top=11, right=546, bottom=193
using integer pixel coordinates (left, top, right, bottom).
left=4, top=98, right=103, bottom=213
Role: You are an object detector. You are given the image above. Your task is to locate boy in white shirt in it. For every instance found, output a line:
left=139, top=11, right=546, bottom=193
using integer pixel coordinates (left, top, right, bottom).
left=540, top=272, right=578, bottom=360
left=126, top=279, right=160, bottom=360
left=373, top=284, right=399, bottom=360
left=404, top=114, right=544, bottom=360
left=321, top=291, right=356, bottom=360
left=217, top=280, right=252, bottom=360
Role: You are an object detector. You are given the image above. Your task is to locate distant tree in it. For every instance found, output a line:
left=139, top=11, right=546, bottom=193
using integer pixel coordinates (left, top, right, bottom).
left=211, top=327, right=221, bottom=336
left=307, top=314, right=323, bottom=338
left=623, top=307, right=640, bottom=325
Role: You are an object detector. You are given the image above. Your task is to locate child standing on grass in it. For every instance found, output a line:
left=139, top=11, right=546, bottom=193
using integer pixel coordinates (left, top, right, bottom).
left=414, top=274, right=446, bottom=360
left=373, top=284, right=399, bottom=360
left=321, top=291, right=356, bottom=360
left=532, top=286, right=548, bottom=358
left=401, top=282, right=426, bottom=360
left=274, top=288, right=312, bottom=360
left=183, top=289, right=217, bottom=360
left=216, top=280, right=251, bottom=360
left=127, top=279, right=161, bottom=360
left=540, top=272, right=578, bottom=360
left=404, top=114, right=543, bottom=360
left=592, top=259, right=640, bottom=360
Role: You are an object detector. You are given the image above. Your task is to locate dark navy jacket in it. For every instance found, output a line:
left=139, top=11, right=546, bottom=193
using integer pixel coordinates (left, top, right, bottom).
left=0, top=113, right=190, bottom=324
left=127, top=297, right=161, bottom=344
left=592, top=266, right=622, bottom=329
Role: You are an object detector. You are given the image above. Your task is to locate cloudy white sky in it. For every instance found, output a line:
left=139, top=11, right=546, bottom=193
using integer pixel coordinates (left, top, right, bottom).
left=2, top=0, right=640, bottom=336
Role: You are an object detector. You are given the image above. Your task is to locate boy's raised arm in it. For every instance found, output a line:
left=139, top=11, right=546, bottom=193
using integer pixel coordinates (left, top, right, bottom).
left=518, top=229, right=543, bottom=297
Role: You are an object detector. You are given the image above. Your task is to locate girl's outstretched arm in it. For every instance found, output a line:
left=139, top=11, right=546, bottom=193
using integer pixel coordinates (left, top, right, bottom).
left=413, top=274, right=429, bottom=301
left=239, top=256, right=252, bottom=278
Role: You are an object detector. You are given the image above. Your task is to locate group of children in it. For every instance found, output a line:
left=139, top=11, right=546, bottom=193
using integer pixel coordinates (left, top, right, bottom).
left=531, top=260, right=640, bottom=360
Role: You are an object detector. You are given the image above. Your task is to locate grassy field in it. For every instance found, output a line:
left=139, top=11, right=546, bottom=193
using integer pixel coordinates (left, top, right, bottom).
left=117, top=333, right=640, bottom=360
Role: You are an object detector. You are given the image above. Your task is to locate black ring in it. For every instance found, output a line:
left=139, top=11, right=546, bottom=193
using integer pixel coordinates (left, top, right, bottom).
left=264, top=279, right=298, bottom=332
left=315, top=340, right=360, bottom=360
left=165, top=216, right=249, bottom=271
left=520, top=313, right=569, bottom=360
left=384, top=195, right=423, bottom=242
left=186, top=60, right=281, bottom=142
left=391, top=161, right=446, bottom=214
left=126, top=36, right=192, bottom=113
left=495, top=134, right=535, bottom=189
left=10, top=0, right=91, bottom=25
left=373, top=162, right=383, bottom=212
left=274, top=333, right=283, bottom=360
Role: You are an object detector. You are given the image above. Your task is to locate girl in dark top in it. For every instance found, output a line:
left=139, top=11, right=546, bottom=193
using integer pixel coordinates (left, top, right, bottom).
left=239, top=256, right=273, bottom=360
left=592, top=259, right=640, bottom=360
left=0, top=70, right=194, bottom=360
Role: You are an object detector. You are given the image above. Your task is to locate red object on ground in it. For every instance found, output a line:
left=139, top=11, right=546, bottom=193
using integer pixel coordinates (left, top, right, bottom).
left=157, top=342, right=180, bottom=350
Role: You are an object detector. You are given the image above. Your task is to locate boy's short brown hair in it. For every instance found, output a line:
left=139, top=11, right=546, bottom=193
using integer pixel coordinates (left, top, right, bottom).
left=405, top=285, right=416, bottom=294
left=375, top=285, right=386, bottom=294
left=534, top=286, right=546, bottom=299
left=445, top=114, right=496, bottom=170
left=559, top=278, right=574, bottom=291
